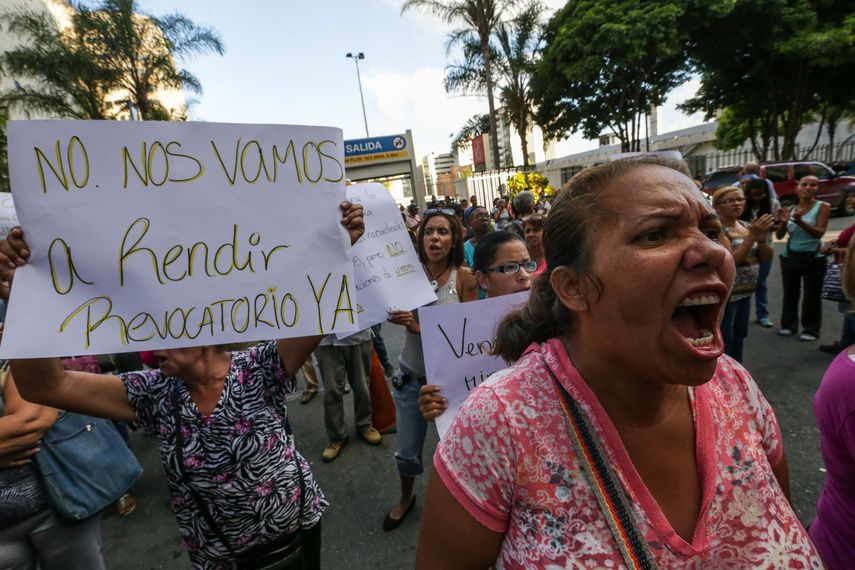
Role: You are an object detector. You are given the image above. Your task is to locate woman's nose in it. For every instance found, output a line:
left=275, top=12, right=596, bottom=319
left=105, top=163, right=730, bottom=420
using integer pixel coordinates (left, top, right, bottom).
left=682, top=231, right=728, bottom=272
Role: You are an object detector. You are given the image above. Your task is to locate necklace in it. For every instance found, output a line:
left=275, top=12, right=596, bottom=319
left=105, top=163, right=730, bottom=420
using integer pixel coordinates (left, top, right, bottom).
left=427, top=264, right=450, bottom=291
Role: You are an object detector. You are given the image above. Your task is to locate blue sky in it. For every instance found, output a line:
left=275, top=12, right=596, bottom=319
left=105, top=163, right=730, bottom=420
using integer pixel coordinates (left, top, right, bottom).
left=137, top=0, right=704, bottom=159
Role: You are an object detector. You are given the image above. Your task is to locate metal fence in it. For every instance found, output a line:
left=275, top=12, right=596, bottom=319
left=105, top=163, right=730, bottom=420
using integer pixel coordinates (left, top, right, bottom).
left=464, top=165, right=535, bottom=207
left=457, top=139, right=855, bottom=203
left=685, top=140, right=855, bottom=177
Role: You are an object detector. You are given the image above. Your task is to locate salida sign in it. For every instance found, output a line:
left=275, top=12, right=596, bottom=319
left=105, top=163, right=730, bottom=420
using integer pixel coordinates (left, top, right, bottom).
left=344, top=134, right=409, bottom=166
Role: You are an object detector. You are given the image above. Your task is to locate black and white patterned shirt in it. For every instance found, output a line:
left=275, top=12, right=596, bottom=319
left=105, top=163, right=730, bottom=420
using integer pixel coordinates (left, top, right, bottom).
left=121, top=341, right=327, bottom=569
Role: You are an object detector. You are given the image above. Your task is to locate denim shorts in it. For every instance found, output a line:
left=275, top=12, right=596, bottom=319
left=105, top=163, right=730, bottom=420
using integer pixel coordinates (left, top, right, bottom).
left=392, top=366, right=428, bottom=477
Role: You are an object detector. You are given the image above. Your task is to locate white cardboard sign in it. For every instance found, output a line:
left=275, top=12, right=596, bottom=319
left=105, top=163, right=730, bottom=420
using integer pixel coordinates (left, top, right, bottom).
left=420, top=291, right=528, bottom=438
left=1, top=120, right=358, bottom=357
left=340, top=183, right=435, bottom=337
left=0, top=194, right=18, bottom=237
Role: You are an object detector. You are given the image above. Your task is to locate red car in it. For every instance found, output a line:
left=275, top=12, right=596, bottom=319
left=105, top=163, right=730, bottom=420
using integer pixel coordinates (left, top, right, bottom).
left=703, top=161, right=855, bottom=215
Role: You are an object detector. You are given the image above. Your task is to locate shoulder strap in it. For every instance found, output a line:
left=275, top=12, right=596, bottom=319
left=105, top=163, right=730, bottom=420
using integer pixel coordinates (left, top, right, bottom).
left=169, top=385, right=306, bottom=557
left=170, top=385, right=237, bottom=556
left=544, top=365, right=657, bottom=570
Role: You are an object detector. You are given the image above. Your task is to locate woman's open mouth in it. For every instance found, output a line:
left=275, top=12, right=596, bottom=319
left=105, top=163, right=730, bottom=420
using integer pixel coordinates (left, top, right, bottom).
left=671, top=290, right=724, bottom=352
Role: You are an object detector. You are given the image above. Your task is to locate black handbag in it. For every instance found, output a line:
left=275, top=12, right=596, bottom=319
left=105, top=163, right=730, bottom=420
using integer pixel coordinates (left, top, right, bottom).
left=170, top=387, right=305, bottom=570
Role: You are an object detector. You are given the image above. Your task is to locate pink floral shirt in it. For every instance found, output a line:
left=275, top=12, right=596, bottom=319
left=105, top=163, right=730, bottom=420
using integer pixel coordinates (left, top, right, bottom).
left=435, top=339, right=821, bottom=569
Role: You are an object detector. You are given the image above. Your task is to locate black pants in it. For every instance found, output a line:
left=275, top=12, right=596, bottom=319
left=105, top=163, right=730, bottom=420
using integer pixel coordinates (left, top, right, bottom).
left=297, top=521, right=321, bottom=570
left=780, top=254, right=826, bottom=336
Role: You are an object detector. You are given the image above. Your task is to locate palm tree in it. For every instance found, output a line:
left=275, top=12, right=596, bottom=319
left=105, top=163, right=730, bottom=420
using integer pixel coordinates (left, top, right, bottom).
left=443, top=2, right=543, bottom=167
left=0, top=8, right=119, bottom=119
left=75, top=0, right=224, bottom=120
left=493, top=2, right=542, bottom=167
left=403, top=0, right=516, bottom=169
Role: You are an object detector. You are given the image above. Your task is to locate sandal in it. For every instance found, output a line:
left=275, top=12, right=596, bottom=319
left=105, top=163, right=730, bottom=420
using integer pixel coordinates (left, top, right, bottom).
left=116, top=493, right=136, bottom=517
left=300, top=388, right=318, bottom=404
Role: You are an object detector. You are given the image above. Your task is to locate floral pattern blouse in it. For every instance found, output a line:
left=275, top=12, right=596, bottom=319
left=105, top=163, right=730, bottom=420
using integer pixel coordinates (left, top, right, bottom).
left=121, top=341, right=326, bottom=569
left=435, top=338, right=822, bottom=569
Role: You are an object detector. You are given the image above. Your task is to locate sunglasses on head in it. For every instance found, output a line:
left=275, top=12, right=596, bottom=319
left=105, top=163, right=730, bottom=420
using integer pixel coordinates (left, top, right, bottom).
left=424, top=208, right=455, bottom=217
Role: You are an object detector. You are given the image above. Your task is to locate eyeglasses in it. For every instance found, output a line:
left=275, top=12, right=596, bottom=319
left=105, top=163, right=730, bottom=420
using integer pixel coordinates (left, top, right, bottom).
left=424, top=208, right=455, bottom=217
left=716, top=197, right=745, bottom=205
left=485, top=260, right=538, bottom=275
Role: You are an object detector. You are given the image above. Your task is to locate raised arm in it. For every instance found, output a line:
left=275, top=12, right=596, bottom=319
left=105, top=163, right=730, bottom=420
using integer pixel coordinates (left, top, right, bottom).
left=11, top=358, right=136, bottom=422
left=791, top=202, right=831, bottom=239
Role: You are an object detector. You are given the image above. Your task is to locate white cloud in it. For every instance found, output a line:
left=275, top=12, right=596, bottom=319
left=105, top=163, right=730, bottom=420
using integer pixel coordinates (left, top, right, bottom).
left=658, top=76, right=707, bottom=133
left=361, top=67, right=487, bottom=156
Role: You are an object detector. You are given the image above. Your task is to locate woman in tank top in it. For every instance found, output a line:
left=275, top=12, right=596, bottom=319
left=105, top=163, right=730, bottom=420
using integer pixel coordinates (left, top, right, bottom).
left=384, top=208, right=478, bottom=531
left=775, top=175, right=831, bottom=341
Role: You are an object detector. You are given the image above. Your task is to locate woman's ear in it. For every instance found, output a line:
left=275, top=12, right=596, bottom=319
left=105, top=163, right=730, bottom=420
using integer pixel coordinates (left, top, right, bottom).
left=475, top=270, right=488, bottom=291
left=550, top=266, right=590, bottom=313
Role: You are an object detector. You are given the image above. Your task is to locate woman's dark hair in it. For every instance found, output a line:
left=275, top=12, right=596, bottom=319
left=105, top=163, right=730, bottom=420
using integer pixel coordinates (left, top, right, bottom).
left=471, top=231, right=525, bottom=272
left=417, top=210, right=464, bottom=268
left=494, top=156, right=692, bottom=362
left=740, top=178, right=772, bottom=220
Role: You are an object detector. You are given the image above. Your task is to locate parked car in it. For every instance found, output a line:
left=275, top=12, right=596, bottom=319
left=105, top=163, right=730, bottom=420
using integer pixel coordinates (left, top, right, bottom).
left=702, top=161, right=855, bottom=215
left=701, top=166, right=741, bottom=194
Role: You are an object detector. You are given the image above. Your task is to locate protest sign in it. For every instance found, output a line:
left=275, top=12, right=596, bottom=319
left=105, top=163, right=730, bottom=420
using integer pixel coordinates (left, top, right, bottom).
left=0, top=194, right=18, bottom=237
left=339, top=183, right=435, bottom=337
left=1, top=120, right=358, bottom=358
left=420, top=291, right=528, bottom=438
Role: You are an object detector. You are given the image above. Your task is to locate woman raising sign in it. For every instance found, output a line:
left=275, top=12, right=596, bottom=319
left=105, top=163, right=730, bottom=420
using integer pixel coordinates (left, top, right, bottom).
left=0, top=202, right=365, bottom=570
left=383, top=207, right=478, bottom=531
left=416, top=157, right=820, bottom=568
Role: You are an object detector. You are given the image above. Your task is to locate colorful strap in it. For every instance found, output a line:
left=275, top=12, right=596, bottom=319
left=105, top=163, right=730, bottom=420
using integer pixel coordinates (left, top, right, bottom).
left=546, top=365, right=657, bottom=570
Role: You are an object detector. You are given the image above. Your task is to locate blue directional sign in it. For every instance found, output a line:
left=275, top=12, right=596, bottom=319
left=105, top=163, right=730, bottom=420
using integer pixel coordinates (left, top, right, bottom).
left=344, top=134, right=409, bottom=165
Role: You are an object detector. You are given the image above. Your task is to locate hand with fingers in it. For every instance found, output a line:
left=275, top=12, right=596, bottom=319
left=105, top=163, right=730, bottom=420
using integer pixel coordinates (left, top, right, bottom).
left=340, top=201, right=365, bottom=246
left=418, top=384, right=447, bottom=422
left=0, top=445, right=41, bottom=469
left=0, top=226, right=31, bottom=302
left=749, top=214, right=775, bottom=240
left=387, top=310, right=419, bottom=334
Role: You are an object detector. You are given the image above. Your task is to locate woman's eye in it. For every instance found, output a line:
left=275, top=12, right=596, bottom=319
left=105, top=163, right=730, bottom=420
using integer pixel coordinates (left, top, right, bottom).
left=638, top=230, right=664, bottom=243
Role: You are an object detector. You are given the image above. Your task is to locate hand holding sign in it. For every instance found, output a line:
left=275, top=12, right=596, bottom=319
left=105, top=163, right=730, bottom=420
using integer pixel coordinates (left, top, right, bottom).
left=420, top=291, right=528, bottom=438
left=340, top=183, right=435, bottom=337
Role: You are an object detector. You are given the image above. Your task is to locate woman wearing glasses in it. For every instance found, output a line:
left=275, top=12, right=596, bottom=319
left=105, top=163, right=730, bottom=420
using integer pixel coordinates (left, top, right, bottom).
left=418, top=231, right=535, bottom=423
left=712, top=186, right=774, bottom=362
left=384, top=208, right=478, bottom=531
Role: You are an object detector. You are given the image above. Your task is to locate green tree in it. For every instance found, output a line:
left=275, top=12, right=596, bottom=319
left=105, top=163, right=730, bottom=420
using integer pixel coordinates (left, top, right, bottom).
left=75, top=0, right=224, bottom=120
left=0, top=7, right=119, bottom=119
left=682, top=0, right=854, bottom=161
left=531, top=0, right=686, bottom=152
left=403, top=0, right=516, bottom=168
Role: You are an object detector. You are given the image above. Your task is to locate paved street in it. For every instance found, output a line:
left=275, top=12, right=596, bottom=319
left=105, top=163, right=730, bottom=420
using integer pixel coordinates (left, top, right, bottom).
left=101, top=214, right=853, bottom=569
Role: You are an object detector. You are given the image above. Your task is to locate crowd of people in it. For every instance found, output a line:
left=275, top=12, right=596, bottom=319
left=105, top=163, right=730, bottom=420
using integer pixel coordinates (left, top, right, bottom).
left=0, top=155, right=853, bottom=569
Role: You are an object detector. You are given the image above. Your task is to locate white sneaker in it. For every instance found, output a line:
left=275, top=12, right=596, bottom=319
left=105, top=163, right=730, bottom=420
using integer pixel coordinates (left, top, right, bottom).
left=799, top=333, right=818, bottom=342
left=778, top=328, right=795, bottom=336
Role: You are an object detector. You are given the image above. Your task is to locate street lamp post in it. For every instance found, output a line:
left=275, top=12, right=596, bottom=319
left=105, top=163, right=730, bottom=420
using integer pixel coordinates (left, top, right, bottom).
left=346, top=52, right=369, bottom=137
